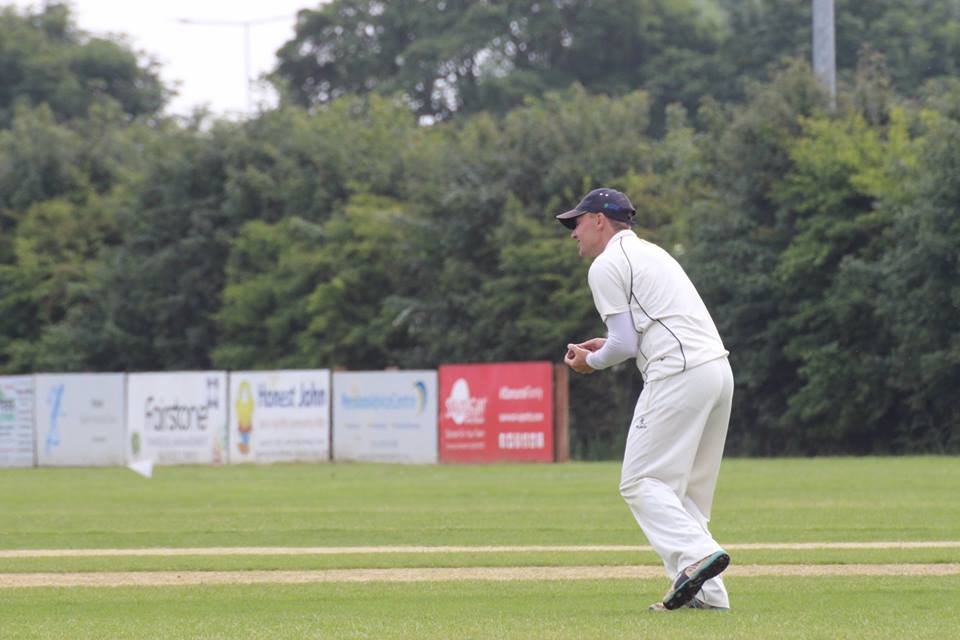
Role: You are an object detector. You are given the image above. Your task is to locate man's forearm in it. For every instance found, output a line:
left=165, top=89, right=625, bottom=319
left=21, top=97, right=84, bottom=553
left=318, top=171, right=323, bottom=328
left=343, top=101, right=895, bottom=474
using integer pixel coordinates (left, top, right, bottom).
left=585, top=311, right=639, bottom=370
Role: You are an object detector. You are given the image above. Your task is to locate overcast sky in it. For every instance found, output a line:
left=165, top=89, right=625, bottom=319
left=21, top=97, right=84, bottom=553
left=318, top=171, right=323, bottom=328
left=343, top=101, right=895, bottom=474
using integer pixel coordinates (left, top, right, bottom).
left=11, top=0, right=324, bottom=117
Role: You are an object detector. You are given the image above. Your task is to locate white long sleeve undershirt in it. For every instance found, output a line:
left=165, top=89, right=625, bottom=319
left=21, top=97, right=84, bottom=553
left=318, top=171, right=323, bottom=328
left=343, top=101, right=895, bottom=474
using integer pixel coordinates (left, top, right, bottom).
left=585, top=311, right=640, bottom=370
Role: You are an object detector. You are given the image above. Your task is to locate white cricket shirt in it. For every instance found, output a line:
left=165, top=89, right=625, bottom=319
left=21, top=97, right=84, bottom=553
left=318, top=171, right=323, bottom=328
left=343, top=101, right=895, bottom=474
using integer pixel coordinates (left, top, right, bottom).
left=587, top=230, right=728, bottom=382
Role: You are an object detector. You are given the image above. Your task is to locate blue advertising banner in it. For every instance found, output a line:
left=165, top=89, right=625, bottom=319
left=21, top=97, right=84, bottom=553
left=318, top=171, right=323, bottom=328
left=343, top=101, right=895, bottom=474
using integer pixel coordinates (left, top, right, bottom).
left=332, top=371, right=438, bottom=463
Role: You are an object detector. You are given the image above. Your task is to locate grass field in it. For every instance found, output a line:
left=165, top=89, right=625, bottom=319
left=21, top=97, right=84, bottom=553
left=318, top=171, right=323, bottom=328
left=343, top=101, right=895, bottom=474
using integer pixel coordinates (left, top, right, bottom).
left=1, top=457, right=959, bottom=638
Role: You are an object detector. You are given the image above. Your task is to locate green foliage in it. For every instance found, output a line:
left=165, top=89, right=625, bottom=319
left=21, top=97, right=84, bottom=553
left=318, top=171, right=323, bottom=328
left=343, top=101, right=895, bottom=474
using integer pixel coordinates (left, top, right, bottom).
left=273, top=0, right=960, bottom=132
left=222, top=95, right=421, bottom=224
left=0, top=195, right=119, bottom=370
left=0, top=98, right=152, bottom=371
left=479, top=199, right=590, bottom=363
left=684, top=61, right=831, bottom=455
left=714, top=0, right=960, bottom=102
left=874, top=111, right=960, bottom=452
left=273, top=0, right=723, bottom=123
left=0, top=3, right=165, bottom=124
left=215, top=195, right=420, bottom=370
left=0, top=104, right=85, bottom=215
left=773, top=109, right=920, bottom=453
left=300, top=194, right=421, bottom=368
left=213, top=217, right=324, bottom=370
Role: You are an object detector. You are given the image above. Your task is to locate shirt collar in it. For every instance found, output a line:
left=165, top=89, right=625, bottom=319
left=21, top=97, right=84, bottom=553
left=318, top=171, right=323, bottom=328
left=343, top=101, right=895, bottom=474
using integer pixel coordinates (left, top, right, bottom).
left=604, top=229, right=636, bottom=250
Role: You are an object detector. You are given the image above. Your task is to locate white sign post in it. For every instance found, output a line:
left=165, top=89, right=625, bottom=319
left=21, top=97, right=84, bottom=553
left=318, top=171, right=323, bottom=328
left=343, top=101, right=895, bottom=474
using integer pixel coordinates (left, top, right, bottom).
left=333, top=371, right=438, bottom=463
left=0, top=376, right=34, bottom=467
left=126, top=372, right=227, bottom=465
left=35, top=373, right=126, bottom=467
left=228, top=370, right=331, bottom=464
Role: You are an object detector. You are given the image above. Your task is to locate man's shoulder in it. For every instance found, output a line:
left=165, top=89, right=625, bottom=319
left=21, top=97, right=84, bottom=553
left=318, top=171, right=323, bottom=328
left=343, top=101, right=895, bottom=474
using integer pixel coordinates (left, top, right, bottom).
left=612, top=233, right=676, bottom=266
left=598, top=231, right=639, bottom=259
left=595, top=231, right=656, bottom=267
left=588, top=235, right=633, bottom=286
left=590, top=245, right=625, bottom=274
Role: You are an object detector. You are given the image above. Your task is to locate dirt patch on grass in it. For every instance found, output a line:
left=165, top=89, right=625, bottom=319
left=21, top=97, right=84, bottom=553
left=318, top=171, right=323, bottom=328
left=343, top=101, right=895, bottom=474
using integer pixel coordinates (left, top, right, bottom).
left=1, top=564, right=958, bottom=588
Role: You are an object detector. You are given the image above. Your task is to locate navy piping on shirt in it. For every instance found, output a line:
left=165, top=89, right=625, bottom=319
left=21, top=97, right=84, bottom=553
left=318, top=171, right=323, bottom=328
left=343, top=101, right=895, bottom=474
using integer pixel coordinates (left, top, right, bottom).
left=617, top=237, right=687, bottom=375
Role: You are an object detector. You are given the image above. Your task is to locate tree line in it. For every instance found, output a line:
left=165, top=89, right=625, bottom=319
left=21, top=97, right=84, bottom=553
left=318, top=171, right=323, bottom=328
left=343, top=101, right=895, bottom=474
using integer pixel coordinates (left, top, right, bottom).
left=1, top=2, right=958, bottom=457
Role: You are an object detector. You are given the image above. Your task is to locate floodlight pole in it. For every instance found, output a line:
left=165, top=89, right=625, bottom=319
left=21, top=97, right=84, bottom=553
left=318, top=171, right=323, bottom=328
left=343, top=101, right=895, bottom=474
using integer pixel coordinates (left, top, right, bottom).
left=176, top=15, right=292, bottom=115
left=812, top=0, right=836, bottom=109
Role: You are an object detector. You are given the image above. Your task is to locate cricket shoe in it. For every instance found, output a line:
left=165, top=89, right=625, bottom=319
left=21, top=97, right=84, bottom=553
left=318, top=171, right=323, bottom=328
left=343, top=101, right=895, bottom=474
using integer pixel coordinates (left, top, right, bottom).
left=687, top=598, right=730, bottom=611
left=660, top=550, right=730, bottom=610
left=648, top=598, right=729, bottom=612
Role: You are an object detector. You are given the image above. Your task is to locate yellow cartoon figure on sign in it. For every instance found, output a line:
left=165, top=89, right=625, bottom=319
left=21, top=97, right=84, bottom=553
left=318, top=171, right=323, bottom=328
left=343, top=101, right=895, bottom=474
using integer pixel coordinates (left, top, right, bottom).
left=236, top=381, right=254, bottom=455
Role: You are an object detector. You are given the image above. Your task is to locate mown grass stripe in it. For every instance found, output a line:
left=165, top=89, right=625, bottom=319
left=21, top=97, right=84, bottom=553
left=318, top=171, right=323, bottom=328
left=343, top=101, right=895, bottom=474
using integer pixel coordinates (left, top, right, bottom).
left=2, top=541, right=959, bottom=558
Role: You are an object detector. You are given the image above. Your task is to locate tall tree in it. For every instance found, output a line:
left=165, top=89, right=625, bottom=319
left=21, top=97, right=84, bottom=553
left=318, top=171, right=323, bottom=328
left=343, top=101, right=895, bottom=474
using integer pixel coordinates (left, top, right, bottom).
left=214, top=194, right=420, bottom=370
left=715, top=0, right=960, bottom=102
left=684, top=61, right=831, bottom=455
left=772, top=107, right=918, bottom=453
left=874, top=109, right=960, bottom=452
left=0, top=3, right=166, bottom=125
left=49, top=118, right=235, bottom=371
left=0, top=100, right=144, bottom=371
left=49, top=95, right=421, bottom=372
left=273, top=0, right=722, bottom=122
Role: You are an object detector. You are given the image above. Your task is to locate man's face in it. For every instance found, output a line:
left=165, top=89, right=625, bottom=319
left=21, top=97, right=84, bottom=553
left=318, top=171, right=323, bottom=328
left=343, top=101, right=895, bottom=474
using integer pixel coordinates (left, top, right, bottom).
left=571, top=213, right=604, bottom=258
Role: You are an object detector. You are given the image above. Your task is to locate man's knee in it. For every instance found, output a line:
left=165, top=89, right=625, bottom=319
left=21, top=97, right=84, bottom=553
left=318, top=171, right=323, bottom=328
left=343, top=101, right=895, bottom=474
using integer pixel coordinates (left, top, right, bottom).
left=619, top=475, right=657, bottom=505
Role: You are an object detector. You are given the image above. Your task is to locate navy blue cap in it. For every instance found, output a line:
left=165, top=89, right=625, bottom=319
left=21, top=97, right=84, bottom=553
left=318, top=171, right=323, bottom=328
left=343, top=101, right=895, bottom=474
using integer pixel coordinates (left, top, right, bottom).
left=556, top=188, right=636, bottom=230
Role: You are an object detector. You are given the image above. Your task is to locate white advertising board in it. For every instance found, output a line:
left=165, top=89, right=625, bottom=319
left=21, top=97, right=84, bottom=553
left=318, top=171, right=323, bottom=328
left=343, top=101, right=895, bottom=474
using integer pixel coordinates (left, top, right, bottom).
left=126, top=371, right=227, bottom=465
left=333, top=371, right=438, bottom=463
left=0, top=376, right=34, bottom=467
left=34, top=373, right=126, bottom=467
left=228, top=369, right=331, bottom=464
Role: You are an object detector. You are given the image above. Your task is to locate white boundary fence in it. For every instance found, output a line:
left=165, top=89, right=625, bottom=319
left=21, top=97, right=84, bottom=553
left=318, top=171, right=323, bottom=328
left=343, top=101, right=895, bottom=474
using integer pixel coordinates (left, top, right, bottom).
left=0, top=365, right=567, bottom=468
left=0, top=376, right=34, bottom=467
left=228, top=369, right=331, bottom=464
left=34, top=373, right=126, bottom=467
left=332, top=370, right=438, bottom=464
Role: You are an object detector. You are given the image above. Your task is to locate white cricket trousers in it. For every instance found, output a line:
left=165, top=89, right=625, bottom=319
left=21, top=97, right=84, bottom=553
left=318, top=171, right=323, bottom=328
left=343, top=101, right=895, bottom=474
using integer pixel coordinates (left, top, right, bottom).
left=619, top=357, right=733, bottom=608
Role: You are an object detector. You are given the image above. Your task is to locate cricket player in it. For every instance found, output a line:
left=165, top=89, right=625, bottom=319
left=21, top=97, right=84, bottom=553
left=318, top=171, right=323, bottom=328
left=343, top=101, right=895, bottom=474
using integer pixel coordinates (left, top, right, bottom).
left=558, top=188, right=733, bottom=611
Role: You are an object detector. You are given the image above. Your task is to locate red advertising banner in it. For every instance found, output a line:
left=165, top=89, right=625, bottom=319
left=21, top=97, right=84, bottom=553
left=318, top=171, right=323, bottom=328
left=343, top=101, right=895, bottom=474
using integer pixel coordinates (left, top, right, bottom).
left=439, top=362, right=554, bottom=463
